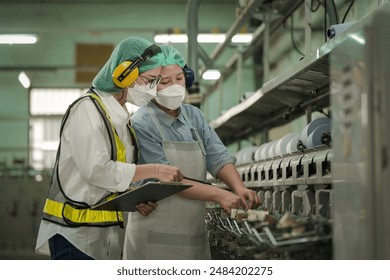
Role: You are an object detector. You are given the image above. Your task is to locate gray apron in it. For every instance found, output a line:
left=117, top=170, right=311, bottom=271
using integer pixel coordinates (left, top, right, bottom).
left=124, top=104, right=211, bottom=259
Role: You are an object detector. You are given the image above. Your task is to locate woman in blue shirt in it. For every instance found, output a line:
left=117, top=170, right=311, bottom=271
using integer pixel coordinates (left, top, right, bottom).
left=123, top=45, right=260, bottom=260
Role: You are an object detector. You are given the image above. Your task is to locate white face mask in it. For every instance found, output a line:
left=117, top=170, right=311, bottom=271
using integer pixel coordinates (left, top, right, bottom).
left=155, top=84, right=186, bottom=110
left=126, top=82, right=157, bottom=107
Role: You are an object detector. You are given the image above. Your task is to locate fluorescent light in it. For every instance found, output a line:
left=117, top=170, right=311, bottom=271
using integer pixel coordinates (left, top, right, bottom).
left=154, top=33, right=252, bottom=44
left=232, top=34, right=253, bottom=43
left=202, top=69, right=221, bottom=80
left=154, top=34, right=188, bottom=43
left=18, top=71, right=31, bottom=88
left=197, top=34, right=226, bottom=43
left=0, top=34, right=38, bottom=44
left=349, top=33, right=365, bottom=45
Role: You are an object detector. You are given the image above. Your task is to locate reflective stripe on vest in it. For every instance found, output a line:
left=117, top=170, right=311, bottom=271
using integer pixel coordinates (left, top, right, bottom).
left=42, top=91, right=134, bottom=227
left=43, top=198, right=122, bottom=225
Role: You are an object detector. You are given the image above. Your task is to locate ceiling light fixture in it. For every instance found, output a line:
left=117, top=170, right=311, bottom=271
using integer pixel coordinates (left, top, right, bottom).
left=154, top=34, right=188, bottom=43
left=231, top=33, right=253, bottom=43
left=154, top=33, right=253, bottom=44
left=197, top=34, right=226, bottom=43
left=18, top=71, right=31, bottom=88
left=0, top=34, right=38, bottom=44
left=202, top=69, right=221, bottom=80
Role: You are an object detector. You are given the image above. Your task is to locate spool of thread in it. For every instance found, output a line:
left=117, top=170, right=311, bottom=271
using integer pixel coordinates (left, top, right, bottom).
left=305, top=124, right=332, bottom=149
left=267, top=140, right=278, bottom=159
left=286, top=134, right=302, bottom=155
left=263, top=141, right=276, bottom=160
left=275, top=133, right=299, bottom=157
left=254, top=143, right=267, bottom=161
left=235, top=149, right=246, bottom=166
left=239, top=146, right=257, bottom=165
left=301, top=117, right=331, bottom=148
left=259, top=142, right=272, bottom=160
left=234, top=150, right=241, bottom=165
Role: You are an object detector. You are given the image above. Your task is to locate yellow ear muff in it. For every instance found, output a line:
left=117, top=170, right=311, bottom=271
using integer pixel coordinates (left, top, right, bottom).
left=112, top=44, right=161, bottom=89
left=112, top=60, right=140, bottom=88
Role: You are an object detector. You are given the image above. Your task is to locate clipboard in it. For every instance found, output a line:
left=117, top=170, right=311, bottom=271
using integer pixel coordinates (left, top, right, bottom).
left=91, top=181, right=192, bottom=212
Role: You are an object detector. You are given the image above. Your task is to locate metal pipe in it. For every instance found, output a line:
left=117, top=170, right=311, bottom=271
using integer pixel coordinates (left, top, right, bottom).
left=186, top=0, right=201, bottom=77
left=197, top=44, right=214, bottom=69
left=203, top=0, right=304, bottom=99
left=236, top=45, right=244, bottom=103
left=263, top=12, right=270, bottom=82
left=200, top=0, right=264, bottom=75
left=325, top=0, right=338, bottom=26
left=304, top=0, right=312, bottom=56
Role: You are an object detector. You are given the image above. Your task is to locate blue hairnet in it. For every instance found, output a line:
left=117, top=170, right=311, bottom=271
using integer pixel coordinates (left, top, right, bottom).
left=92, top=36, right=164, bottom=93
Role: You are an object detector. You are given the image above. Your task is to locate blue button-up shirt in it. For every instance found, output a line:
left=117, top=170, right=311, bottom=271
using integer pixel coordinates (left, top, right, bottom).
left=131, top=102, right=235, bottom=178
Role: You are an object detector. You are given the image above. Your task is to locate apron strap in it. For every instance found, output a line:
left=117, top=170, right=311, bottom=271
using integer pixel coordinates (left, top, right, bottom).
left=181, top=108, right=207, bottom=156
left=146, top=104, right=169, bottom=141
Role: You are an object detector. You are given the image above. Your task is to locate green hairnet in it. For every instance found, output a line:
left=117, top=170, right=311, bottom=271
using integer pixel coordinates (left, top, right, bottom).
left=160, top=45, right=186, bottom=68
left=92, top=36, right=164, bottom=93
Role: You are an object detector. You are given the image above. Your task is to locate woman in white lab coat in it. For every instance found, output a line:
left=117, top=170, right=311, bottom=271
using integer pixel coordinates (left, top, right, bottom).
left=35, top=37, right=183, bottom=260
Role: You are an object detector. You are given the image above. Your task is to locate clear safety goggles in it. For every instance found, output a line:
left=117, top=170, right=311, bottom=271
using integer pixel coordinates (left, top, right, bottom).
left=139, top=75, right=162, bottom=89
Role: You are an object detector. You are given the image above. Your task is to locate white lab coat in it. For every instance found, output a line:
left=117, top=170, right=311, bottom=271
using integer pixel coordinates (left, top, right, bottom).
left=35, top=90, right=136, bottom=260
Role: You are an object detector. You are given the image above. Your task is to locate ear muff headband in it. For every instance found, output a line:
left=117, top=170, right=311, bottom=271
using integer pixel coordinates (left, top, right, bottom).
left=112, top=44, right=162, bottom=89
left=182, top=65, right=195, bottom=88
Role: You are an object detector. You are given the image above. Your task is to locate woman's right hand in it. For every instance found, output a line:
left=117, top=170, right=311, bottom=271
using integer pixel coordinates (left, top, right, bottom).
left=216, top=190, right=242, bottom=215
left=155, top=164, right=184, bottom=182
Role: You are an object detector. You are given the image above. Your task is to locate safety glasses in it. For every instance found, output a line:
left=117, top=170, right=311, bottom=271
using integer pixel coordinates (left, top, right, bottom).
left=139, top=75, right=162, bottom=89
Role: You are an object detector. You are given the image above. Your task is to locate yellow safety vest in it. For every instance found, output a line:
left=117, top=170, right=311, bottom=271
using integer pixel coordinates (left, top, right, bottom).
left=42, top=90, right=138, bottom=227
